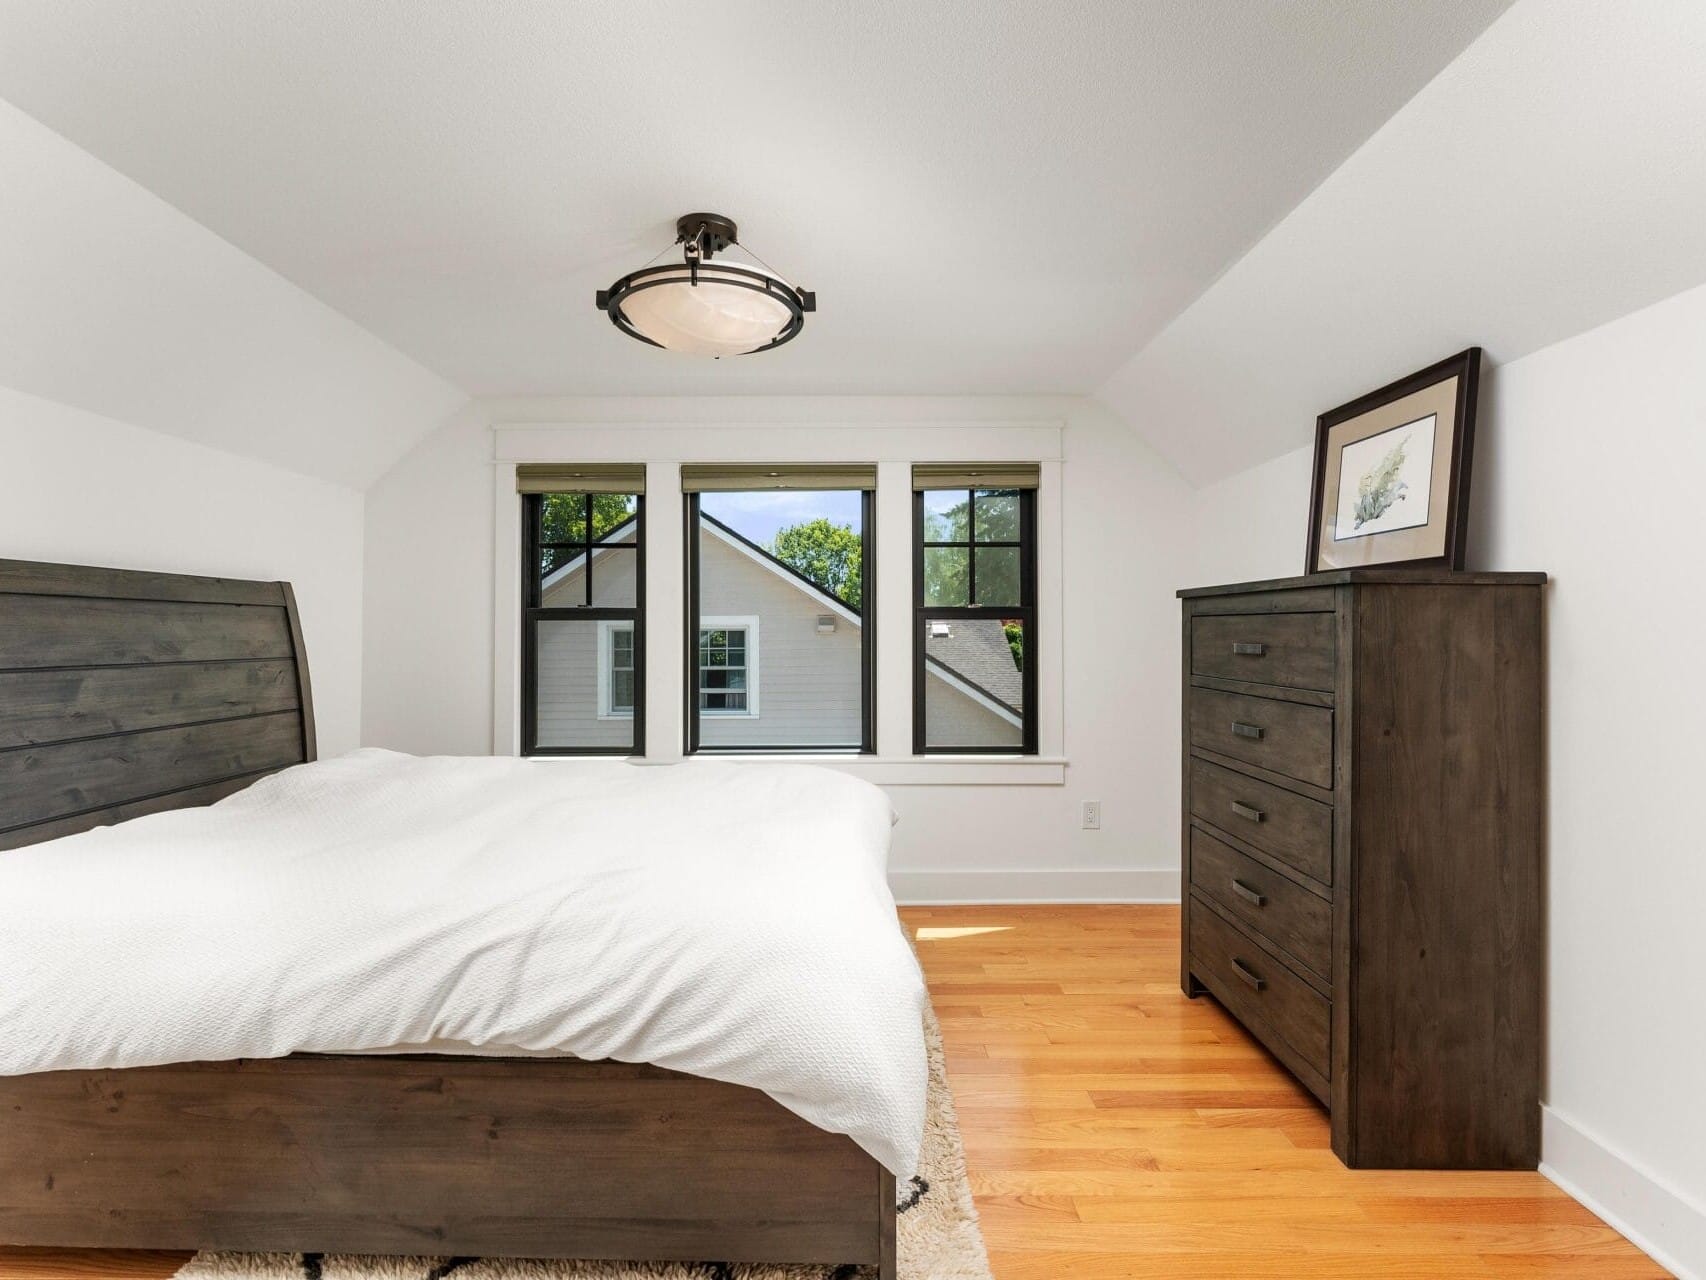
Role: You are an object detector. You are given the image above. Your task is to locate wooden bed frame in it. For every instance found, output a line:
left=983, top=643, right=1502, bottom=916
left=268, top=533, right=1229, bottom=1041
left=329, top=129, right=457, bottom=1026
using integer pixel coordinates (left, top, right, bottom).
left=0, top=557, right=896, bottom=1275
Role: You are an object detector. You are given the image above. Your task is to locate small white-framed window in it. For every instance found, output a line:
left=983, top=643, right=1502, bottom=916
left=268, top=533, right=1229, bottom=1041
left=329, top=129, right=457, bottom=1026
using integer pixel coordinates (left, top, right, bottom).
left=596, top=620, right=637, bottom=719
left=697, top=615, right=760, bottom=717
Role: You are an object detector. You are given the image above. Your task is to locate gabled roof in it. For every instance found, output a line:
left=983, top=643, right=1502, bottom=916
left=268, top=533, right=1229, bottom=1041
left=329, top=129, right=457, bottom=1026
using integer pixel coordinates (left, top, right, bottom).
left=924, top=621, right=1023, bottom=718
left=699, top=514, right=861, bottom=625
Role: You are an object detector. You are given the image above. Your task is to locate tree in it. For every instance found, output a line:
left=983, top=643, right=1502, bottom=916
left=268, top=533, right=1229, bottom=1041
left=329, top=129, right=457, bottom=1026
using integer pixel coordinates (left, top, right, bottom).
left=1003, top=620, right=1025, bottom=671
left=921, top=496, right=970, bottom=605
left=540, top=492, right=637, bottom=543
left=771, top=518, right=862, bottom=611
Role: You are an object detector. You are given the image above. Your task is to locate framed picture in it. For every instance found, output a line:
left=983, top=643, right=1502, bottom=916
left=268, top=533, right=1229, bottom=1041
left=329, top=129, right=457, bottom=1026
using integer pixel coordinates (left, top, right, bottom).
left=1305, top=348, right=1481, bottom=573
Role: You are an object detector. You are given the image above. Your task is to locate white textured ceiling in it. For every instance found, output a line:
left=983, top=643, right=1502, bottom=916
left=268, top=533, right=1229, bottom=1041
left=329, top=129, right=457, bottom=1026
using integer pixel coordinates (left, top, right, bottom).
left=1095, top=0, right=1706, bottom=485
left=0, top=0, right=1512, bottom=402
left=0, top=97, right=464, bottom=490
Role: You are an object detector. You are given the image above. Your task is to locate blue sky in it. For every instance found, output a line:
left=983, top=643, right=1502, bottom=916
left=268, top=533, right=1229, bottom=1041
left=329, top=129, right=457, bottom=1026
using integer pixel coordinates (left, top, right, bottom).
left=700, top=490, right=863, bottom=547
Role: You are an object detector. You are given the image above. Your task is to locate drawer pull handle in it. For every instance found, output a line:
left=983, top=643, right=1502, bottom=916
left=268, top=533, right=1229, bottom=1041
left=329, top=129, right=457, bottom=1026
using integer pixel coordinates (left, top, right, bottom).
left=1231, top=721, right=1265, bottom=740
left=1232, top=642, right=1267, bottom=656
left=1230, top=800, right=1265, bottom=822
left=1231, top=957, right=1266, bottom=991
left=1230, top=878, right=1267, bottom=907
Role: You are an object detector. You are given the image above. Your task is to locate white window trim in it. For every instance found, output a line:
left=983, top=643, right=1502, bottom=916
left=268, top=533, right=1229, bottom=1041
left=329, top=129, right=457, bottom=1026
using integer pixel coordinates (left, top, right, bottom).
left=490, top=425, right=1066, bottom=784
left=696, top=614, right=759, bottom=718
left=596, top=620, right=636, bottom=720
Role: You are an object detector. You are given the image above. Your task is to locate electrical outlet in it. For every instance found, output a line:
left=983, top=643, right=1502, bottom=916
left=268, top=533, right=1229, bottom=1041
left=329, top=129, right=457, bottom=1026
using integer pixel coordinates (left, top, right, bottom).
left=1081, top=800, right=1101, bottom=830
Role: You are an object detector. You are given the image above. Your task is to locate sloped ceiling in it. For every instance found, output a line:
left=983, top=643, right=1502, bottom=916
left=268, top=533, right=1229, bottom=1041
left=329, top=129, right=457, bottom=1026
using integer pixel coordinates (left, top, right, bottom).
left=0, top=98, right=465, bottom=491
left=0, top=0, right=1511, bottom=489
left=1096, top=0, right=1706, bottom=485
left=9, top=1, right=1698, bottom=492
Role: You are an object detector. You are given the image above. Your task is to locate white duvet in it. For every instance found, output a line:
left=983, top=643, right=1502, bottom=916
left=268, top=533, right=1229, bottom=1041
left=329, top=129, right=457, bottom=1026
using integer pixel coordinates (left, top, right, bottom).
left=0, top=749, right=929, bottom=1175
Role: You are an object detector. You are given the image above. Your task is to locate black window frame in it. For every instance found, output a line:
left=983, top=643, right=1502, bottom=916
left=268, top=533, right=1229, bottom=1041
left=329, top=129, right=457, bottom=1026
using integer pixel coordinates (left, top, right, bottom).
left=521, top=490, right=646, bottom=757
left=913, top=486, right=1038, bottom=755
left=684, top=489, right=877, bottom=755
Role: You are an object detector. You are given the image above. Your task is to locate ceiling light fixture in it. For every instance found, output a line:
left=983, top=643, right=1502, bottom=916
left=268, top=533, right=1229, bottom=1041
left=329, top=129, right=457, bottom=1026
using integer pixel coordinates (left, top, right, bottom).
left=595, top=213, right=815, bottom=357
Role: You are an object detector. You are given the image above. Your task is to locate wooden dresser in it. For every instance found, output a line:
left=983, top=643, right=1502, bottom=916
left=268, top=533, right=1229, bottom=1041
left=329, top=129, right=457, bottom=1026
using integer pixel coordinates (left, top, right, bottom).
left=1178, top=570, right=1545, bottom=1169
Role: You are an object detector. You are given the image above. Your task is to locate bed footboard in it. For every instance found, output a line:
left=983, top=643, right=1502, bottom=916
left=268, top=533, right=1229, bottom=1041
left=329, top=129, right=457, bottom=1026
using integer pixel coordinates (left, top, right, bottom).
left=0, top=1053, right=895, bottom=1276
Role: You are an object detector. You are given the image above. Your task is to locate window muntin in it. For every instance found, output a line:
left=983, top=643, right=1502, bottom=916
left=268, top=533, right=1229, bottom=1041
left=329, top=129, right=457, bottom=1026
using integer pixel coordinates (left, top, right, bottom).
left=914, top=486, right=1036, bottom=755
left=920, top=487, right=1025, bottom=607
left=523, top=490, right=644, bottom=754
left=537, top=492, right=639, bottom=608
left=686, top=486, right=873, bottom=752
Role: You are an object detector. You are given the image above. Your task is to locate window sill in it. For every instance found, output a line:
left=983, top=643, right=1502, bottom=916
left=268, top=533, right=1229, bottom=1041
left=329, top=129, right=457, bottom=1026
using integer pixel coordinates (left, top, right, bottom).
left=526, top=753, right=1067, bottom=786
left=764, top=755, right=1067, bottom=786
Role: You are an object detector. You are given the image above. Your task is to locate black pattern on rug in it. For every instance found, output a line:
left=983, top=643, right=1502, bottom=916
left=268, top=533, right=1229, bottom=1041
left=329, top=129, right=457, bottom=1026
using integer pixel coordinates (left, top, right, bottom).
left=271, top=1179, right=938, bottom=1280
left=287, top=1253, right=889, bottom=1279
left=895, top=1176, right=929, bottom=1214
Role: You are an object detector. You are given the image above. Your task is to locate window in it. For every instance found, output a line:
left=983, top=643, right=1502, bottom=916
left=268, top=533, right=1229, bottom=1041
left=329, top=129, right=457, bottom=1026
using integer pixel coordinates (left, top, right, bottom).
left=682, top=465, right=875, bottom=752
left=598, top=622, right=636, bottom=718
left=697, top=618, right=758, bottom=715
left=519, top=466, right=645, bottom=755
left=913, top=467, right=1038, bottom=754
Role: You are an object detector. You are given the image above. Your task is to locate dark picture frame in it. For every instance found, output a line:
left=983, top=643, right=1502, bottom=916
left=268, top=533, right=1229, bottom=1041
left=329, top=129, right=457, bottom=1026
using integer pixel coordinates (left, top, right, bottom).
left=1305, top=348, right=1481, bottom=574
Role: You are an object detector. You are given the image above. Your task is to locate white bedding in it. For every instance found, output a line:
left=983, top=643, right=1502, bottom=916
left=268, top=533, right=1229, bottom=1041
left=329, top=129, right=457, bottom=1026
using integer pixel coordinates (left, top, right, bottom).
left=0, top=749, right=929, bottom=1175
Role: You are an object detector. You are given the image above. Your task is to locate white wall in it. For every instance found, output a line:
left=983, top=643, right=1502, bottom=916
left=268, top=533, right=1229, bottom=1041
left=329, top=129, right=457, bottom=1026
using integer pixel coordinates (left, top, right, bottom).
left=2, top=86, right=455, bottom=758
left=0, top=383, right=366, bottom=755
left=1186, top=282, right=1706, bottom=1278
left=363, top=394, right=1194, bottom=902
left=1190, top=446, right=1316, bottom=586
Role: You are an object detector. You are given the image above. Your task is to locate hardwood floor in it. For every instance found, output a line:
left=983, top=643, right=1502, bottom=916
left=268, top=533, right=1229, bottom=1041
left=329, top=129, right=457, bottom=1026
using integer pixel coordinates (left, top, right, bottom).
left=906, top=904, right=1666, bottom=1279
left=0, top=905, right=1666, bottom=1278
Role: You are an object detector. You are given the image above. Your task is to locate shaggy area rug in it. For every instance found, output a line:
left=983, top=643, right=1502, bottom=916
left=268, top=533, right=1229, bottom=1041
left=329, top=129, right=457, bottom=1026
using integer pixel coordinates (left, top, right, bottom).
left=175, top=1013, right=989, bottom=1280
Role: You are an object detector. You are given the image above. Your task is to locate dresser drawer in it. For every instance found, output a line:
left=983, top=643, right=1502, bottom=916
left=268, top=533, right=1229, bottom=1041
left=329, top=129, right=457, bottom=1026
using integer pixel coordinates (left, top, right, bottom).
left=1189, top=687, right=1334, bottom=789
left=1189, top=903, right=1330, bottom=1081
left=1190, top=827, right=1330, bottom=981
left=1192, top=612, right=1335, bottom=692
left=1189, top=756, right=1333, bottom=884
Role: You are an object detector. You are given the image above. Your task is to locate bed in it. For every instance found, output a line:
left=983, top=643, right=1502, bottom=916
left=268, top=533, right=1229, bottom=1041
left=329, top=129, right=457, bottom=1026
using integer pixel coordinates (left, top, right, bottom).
left=0, top=557, right=911, bottom=1277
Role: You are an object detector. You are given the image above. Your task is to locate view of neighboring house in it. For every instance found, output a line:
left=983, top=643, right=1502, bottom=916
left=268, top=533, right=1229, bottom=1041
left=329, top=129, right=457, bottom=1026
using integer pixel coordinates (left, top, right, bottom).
left=538, top=514, right=1023, bottom=750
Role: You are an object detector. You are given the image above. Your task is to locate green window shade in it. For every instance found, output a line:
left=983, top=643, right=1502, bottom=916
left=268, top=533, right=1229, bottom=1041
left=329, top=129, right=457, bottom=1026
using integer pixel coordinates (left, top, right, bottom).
left=517, top=464, right=646, bottom=494
left=911, top=463, right=1040, bottom=491
left=680, top=464, right=876, bottom=493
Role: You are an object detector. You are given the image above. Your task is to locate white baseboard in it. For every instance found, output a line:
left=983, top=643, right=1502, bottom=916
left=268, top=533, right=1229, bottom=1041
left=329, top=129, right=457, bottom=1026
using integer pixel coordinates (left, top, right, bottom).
left=889, top=867, right=1180, bottom=904
left=1541, top=1105, right=1705, bottom=1279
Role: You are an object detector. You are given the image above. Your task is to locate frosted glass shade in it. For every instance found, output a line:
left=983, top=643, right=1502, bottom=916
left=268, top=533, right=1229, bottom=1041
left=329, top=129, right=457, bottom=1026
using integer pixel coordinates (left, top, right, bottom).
left=619, top=265, right=796, bottom=356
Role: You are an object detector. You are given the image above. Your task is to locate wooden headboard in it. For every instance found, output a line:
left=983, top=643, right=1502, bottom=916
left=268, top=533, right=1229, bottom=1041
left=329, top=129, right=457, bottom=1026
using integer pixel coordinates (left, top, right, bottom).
left=0, top=558, right=315, bottom=852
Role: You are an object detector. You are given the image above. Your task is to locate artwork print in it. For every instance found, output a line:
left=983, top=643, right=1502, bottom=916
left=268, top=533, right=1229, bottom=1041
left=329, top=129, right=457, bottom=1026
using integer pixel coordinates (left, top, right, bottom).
left=1305, top=348, right=1480, bottom=573
left=1333, top=413, right=1436, bottom=541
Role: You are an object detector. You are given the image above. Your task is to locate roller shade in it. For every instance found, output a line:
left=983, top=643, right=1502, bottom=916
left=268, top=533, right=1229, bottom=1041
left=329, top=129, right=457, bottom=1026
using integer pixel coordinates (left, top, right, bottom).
left=680, top=463, right=876, bottom=493
left=516, top=464, right=646, bottom=495
left=912, top=462, right=1040, bottom=491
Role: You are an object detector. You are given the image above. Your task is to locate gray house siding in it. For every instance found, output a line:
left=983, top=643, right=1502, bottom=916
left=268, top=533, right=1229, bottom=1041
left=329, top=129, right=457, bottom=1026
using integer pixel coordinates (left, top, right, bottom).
left=923, top=669, right=1020, bottom=748
left=536, top=547, right=640, bottom=749
left=536, top=617, right=631, bottom=749
left=533, top=521, right=1018, bottom=752
left=696, top=527, right=862, bottom=747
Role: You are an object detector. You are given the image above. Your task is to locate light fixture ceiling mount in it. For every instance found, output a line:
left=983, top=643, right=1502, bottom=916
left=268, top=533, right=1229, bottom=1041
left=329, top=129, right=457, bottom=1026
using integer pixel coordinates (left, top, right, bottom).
left=595, top=213, right=815, bottom=357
